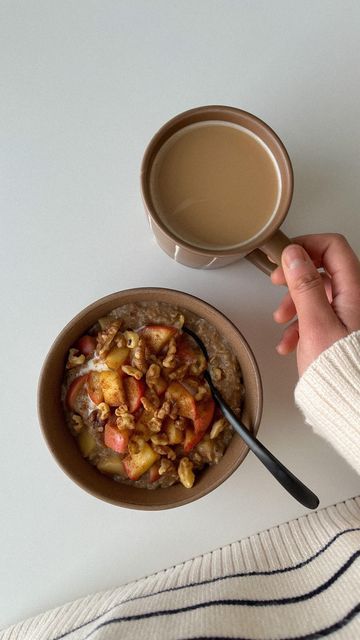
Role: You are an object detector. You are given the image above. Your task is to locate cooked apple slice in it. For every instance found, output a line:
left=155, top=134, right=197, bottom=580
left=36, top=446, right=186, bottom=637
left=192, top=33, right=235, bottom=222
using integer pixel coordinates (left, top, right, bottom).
left=194, top=397, right=215, bottom=434
left=99, top=370, right=126, bottom=406
left=74, top=335, right=97, bottom=357
left=176, top=334, right=198, bottom=364
left=183, top=427, right=205, bottom=454
left=66, top=374, right=88, bottom=410
left=177, top=335, right=207, bottom=373
left=165, top=418, right=184, bottom=445
left=97, top=455, right=126, bottom=477
left=124, top=376, right=146, bottom=413
left=148, top=460, right=161, bottom=483
left=87, top=371, right=104, bottom=405
left=105, top=346, right=129, bottom=370
left=104, top=418, right=129, bottom=453
left=165, top=381, right=196, bottom=421
left=123, top=443, right=160, bottom=480
left=77, top=429, right=97, bottom=458
left=141, top=325, right=178, bottom=354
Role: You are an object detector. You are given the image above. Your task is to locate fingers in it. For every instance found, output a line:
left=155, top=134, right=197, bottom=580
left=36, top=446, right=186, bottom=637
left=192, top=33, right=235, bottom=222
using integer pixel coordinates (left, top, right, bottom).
left=271, top=265, right=286, bottom=286
left=291, top=234, right=360, bottom=331
left=276, top=321, right=299, bottom=355
left=281, top=244, right=347, bottom=341
left=273, top=273, right=333, bottom=324
left=273, top=290, right=296, bottom=324
left=289, top=234, right=360, bottom=299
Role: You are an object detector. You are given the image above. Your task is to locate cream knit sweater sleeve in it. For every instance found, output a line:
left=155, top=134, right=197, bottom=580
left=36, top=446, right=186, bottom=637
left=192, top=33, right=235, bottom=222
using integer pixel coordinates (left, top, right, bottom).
left=295, top=330, right=360, bottom=474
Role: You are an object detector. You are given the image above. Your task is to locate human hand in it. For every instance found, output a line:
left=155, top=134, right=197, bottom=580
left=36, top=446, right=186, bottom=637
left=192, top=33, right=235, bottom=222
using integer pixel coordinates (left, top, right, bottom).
left=271, top=234, right=360, bottom=376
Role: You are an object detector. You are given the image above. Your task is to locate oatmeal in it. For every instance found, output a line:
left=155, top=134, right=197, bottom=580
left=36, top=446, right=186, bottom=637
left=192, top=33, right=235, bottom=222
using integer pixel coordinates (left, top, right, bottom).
left=62, top=302, right=244, bottom=489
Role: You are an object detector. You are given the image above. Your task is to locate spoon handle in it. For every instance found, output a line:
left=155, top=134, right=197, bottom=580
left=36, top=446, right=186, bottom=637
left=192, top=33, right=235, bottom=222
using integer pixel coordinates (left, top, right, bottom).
left=205, top=373, right=319, bottom=509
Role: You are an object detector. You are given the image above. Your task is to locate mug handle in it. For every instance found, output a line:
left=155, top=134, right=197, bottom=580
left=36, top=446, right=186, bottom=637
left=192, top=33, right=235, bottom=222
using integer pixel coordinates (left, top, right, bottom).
left=245, top=230, right=291, bottom=276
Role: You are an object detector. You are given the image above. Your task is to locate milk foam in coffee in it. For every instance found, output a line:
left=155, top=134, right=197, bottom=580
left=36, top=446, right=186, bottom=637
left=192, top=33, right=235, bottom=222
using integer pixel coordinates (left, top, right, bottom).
left=149, top=121, right=281, bottom=250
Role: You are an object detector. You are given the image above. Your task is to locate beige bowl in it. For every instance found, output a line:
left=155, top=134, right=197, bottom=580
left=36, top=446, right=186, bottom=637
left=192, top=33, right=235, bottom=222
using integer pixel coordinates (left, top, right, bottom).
left=38, top=288, right=262, bottom=509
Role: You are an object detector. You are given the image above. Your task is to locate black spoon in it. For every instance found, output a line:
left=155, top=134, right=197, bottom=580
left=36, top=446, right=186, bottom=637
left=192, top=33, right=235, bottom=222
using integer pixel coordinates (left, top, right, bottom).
left=183, top=326, right=319, bottom=510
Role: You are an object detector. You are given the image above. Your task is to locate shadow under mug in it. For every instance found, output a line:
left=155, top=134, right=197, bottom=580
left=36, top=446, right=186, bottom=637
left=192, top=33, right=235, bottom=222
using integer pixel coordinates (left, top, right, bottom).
left=141, top=106, right=294, bottom=274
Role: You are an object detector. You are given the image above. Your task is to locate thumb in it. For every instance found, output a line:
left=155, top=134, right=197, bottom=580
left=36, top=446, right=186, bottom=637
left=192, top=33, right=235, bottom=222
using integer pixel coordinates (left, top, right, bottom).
left=281, top=244, right=337, bottom=333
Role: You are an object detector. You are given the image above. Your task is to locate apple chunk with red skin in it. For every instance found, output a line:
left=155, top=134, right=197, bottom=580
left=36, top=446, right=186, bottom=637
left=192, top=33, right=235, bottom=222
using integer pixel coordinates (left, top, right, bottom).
left=88, top=370, right=126, bottom=407
left=105, top=346, right=129, bottom=370
left=165, top=382, right=196, bottom=421
left=87, top=371, right=104, bottom=405
left=104, top=415, right=129, bottom=453
left=184, top=397, right=215, bottom=452
left=140, top=325, right=178, bottom=354
left=123, top=443, right=160, bottom=480
left=66, top=374, right=88, bottom=410
left=194, top=396, right=215, bottom=434
left=177, top=334, right=206, bottom=371
left=176, top=334, right=198, bottom=365
left=73, top=335, right=96, bottom=357
left=148, top=460, right=161, bottom=483
left=124, top=376, right=145, bottom=413
left=99, top=370, right=126, bottom=407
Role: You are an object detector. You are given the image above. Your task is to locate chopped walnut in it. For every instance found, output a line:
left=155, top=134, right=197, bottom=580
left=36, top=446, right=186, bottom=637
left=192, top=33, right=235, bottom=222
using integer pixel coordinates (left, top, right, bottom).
left=143, top=386, right=161, bottom=406
left=210, top=417, right=227, bottom=439
left=192, top=452, right=203, bottom=465
left=168, top=364, right=189, bottom=380
left=162, top=337, right=177, bottom=368
left=146, top=363, right=161, bottom=387
left=178, top=457, right=195, bottom=488
left=131, top=337, right=148, bottom=373
left=117, top=414, right=135, bottom=430
left=66, top=349, right=85, bottom=369
left=159, top=458, right=176, bottom=476
left=128, top=435, right=146, bottom=456
left=195, top=384, right=209, bottom=402
left=189, top=355, right=207, bottom=376
left=97, top=319, right=122, bottom=358
left=97, top=402, right=110, bottom=421
left=148, top=416, right=162, bottom=433
left=115, top=405, right=135, bottom=430
left=153, top=444, right=176, bottom=460
left=155, top=400, right=171, bottom=421
left=115, top=403, right=129, bottom=414
left=121, top=365, right=143, bottom=380
left=124, top=330, right=139, bottom=349
left=71, top=414, right=84, bottom=433
left=196, top=437, right=216, bottom=463
left=150, top=432, right=169, bottom=446
left=141, top=396, right=157, bottom=413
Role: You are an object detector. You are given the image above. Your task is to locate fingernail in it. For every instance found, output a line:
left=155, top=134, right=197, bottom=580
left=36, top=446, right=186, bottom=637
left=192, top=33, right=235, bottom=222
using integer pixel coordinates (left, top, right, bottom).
left=283, top=245, right=308, bottom=270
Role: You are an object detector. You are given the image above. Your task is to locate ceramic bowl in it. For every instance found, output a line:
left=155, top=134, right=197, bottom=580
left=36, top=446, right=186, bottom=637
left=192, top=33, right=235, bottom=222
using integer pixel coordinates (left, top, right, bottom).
left=38, top=288, right=262, bottom=509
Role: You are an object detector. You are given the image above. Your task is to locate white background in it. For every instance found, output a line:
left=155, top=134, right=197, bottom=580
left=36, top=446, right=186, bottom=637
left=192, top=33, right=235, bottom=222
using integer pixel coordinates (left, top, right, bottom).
left=1, top=0, right=360, bottom=629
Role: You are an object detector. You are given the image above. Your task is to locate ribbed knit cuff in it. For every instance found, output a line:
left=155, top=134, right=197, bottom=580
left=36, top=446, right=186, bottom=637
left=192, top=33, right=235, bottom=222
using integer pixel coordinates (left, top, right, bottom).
left=295, top=330, right=360, bottom=474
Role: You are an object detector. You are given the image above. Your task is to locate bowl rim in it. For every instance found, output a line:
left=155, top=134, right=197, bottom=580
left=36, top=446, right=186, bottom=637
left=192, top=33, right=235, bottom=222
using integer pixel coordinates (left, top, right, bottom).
left=38, top=287, right=263, bottom=509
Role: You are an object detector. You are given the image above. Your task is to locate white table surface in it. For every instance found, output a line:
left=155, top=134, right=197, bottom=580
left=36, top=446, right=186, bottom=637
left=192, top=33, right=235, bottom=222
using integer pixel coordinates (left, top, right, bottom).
left=1, top=0, right=360, bottom=629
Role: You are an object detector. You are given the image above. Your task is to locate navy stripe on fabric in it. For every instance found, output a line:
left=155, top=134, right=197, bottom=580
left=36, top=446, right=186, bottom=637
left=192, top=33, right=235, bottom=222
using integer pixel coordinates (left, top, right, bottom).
left=181, top=602, right=360, bottom=640
left=82, top=550, right=359, bottom=638
left=51, top=528, right=360, bottom=640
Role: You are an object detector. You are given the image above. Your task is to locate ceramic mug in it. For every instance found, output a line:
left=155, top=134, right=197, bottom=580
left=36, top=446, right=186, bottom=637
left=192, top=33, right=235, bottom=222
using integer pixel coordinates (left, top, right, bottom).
left=141, top=106, right=293, bottom=274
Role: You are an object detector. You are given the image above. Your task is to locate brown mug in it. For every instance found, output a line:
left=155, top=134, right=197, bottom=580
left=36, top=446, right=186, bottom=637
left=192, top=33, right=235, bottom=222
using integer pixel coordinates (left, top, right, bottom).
left=141, top=106, right=293, bottom=274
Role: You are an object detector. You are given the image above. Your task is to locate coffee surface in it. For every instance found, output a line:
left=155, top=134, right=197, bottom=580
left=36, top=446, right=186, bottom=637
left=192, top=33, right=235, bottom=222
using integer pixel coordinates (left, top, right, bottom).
left=150, top=121, right=280, bottom=249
